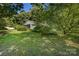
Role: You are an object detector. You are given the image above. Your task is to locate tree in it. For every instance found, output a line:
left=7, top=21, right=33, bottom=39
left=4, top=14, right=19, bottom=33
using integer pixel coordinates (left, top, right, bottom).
left=0, top=3, right=23, bottom=18
left=47, top=4, right=79, bottom=35
left=12, top=11, right=28, bottom=25
left=28, top=4, right=79, bottom=36
left=0, top=3, right=23, bottom=29
left=27, top=4, right=51, bottom=33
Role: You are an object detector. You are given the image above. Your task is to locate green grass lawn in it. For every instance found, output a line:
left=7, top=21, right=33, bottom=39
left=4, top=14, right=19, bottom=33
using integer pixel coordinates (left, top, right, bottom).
left=0, top=30, right=79, bottom=56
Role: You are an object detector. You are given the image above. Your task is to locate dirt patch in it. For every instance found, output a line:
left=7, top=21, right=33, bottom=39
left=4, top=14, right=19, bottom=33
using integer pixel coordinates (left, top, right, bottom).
left=65, top=40, right=79, bottom=48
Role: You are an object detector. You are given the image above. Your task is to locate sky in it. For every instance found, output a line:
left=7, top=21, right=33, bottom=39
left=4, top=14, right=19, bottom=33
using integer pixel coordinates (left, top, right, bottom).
left=23, top=3, right=32, bottom=12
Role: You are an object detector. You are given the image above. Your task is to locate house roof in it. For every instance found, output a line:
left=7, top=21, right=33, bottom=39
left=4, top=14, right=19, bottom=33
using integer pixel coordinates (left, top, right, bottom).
left=24, top=20, right=35, bottom=25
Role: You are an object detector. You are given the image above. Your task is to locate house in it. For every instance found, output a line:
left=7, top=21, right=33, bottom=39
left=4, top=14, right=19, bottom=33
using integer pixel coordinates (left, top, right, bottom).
left=24, top=20, right=36, bottom=29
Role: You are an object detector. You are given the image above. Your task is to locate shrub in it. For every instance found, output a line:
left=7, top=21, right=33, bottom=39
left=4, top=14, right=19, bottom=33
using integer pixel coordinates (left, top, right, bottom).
left=0, top=27, right=7, bottom=30
left=33, top=25, right=51, bottom=34
left=15, top=25, right=27, bottom=31
left=33, top=24, right=58, bottom=36
left=0, top=30, right=8, bottom=36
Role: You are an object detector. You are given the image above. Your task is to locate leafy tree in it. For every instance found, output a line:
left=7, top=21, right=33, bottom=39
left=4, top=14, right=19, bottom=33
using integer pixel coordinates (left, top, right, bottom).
left=12, top=11, right=29, bottom=25
left=0, top=3, right=23, bottom=18
left=28, top=4, right=51, bottom=33
left=0, top=3, right=23, bottom=29
left=28, top=4, right=79, bottom=36
left=47, top=4, right=79, bottom=35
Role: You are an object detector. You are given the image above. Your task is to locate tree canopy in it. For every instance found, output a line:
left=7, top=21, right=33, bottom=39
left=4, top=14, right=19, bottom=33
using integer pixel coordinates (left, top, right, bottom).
left=1, top=3, right=79, bottom=35
left=0, top=3, right=23, bottom=29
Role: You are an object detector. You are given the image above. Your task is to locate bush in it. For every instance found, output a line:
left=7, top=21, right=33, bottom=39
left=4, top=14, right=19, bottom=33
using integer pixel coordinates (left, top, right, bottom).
left=33, top=24, right=58, bottom=36
left=0, top=27, right=7, bottom=30
left=33, top=25, right=51, bottom=34
left=15, top=25, right=27, bottom=31
left=0, top=30, right=8, bottom=36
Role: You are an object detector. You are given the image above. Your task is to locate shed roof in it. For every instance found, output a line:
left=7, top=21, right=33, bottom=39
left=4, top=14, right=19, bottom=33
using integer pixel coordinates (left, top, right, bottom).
left=24, top=20, right=35, bottom=25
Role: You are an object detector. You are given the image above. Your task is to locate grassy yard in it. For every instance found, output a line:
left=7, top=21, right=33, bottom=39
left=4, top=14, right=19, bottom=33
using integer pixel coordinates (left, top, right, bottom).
left=0, top=30, right=79, bottom=56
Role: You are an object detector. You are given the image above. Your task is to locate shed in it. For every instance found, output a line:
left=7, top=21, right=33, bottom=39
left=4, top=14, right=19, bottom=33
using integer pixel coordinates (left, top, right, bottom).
left=24, top=20, right=36, bottom=29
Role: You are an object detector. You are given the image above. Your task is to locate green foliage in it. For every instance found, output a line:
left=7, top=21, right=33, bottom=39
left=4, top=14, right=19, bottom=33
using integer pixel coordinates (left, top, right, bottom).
left=30, top=4, right=79, bottom=35
left=47, top=4, right=79, bottom=34
left=12, top=11, right=28, bottom=25
left=3, top=17, right=14, bottom=27
left=1, top=3, right=79, bottom=56
left=0, top=3, right=23, bottom=18
left=0, top=18, right=7, bottom=30
left=0, top=3, right=23, bottom=29
left=33, top=25, right=51, bottom=34
left=1, top=3, right=79, bottom=36
left=0, top=30, right=8, bottom=35
left=15, top=25, right=27, bottom=31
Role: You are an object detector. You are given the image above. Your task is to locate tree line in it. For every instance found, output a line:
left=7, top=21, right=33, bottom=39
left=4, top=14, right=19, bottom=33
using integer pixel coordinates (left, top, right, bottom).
left=0, top=3, right=79, bottom=36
